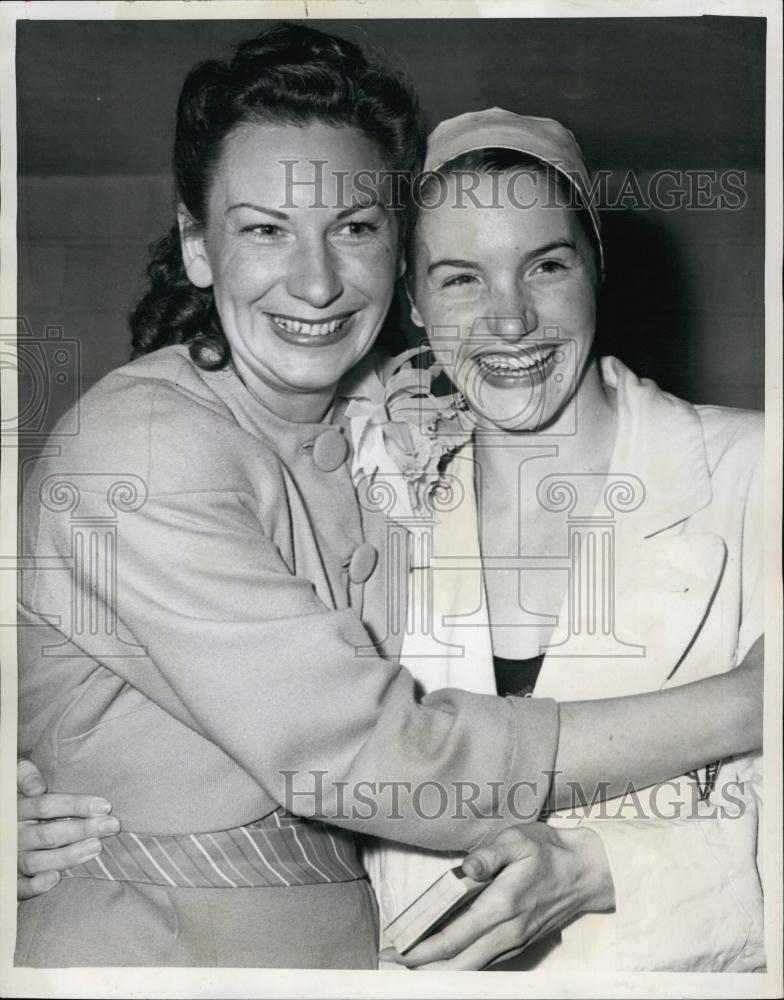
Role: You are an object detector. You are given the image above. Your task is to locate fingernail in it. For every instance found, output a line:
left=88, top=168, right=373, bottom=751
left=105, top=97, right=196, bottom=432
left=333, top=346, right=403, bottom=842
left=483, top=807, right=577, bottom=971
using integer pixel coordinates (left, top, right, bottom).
left=379, top=950, right=404, bottom=966
left=83, top=839, right=102, bottom=859
left=98, top=817, right=120, bottom=836
left=40, top=870, right=60, bottom=889
left=88, top=798, right=111, bottom=816
left=23, top=778, right=46, bottom=795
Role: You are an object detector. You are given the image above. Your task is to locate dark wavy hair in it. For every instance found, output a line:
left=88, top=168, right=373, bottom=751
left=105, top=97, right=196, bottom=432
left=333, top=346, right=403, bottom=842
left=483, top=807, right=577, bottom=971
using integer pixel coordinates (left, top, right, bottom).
left=129, top=22, right=425, bottom=369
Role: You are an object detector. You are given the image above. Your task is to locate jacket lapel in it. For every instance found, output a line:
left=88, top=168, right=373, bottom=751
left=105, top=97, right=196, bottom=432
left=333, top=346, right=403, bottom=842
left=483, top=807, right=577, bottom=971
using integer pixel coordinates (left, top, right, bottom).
left=398, top=441, right=497, bottom=696
left=534, top=358, right=727, bottom=701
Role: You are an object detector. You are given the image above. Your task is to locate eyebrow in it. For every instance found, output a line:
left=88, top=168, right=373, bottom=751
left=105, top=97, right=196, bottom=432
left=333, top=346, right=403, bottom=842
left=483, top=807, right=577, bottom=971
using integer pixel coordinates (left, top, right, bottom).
left=227, top=202, right=289, bottom=220
left=226, top=198, right=380, bottom=221
left=427, top=240, right=577, bottom=276
left=427, top=257, right=479, bottom=275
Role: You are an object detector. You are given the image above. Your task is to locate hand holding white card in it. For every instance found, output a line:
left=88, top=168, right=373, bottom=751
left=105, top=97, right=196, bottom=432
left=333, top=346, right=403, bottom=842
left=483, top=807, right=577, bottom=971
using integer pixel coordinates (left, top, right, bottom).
left=383, top=864, right=489, bottom=955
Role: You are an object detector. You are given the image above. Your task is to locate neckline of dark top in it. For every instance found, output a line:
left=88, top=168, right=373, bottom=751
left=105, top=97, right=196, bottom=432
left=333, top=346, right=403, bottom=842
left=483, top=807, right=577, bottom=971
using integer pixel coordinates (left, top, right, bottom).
left=493, top=653, right=545, bottom=699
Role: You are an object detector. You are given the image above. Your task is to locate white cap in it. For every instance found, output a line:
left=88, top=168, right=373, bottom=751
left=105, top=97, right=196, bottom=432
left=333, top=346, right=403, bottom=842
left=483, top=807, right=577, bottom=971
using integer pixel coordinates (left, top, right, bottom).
left=425, top=107, right=603, bottom=272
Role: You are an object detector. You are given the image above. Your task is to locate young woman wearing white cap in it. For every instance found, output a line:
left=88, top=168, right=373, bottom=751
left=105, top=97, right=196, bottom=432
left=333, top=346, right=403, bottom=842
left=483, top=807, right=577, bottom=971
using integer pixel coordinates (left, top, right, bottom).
left=369, top=108, right=765, bottom=972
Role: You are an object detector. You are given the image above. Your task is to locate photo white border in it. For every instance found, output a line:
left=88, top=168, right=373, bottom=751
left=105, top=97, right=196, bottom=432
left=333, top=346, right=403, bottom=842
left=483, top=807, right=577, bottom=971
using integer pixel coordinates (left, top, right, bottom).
left=1, top=2, right=781, bottom=997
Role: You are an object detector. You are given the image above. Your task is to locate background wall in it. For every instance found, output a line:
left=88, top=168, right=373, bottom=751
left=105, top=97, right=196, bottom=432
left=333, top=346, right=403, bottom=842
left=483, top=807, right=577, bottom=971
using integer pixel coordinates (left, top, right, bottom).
left=16, top=16, right=765, bottom=437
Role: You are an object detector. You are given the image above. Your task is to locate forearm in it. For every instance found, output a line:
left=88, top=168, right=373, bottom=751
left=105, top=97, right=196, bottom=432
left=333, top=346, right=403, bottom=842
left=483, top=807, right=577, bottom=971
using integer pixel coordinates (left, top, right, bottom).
left=552, top=638, right=763, bottom=808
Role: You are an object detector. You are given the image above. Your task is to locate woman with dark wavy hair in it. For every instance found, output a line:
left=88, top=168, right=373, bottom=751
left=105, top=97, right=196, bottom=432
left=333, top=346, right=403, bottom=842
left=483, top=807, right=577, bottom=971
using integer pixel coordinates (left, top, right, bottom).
left=16, top=23, right=762, bottom=969
left=16, top=22, right=443, bottom=968
left=128, top=26, right=420, bottom=370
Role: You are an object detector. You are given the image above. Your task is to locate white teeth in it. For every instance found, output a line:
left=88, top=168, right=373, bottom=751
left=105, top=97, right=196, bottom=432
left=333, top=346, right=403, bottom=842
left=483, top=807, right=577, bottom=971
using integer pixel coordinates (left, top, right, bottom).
left=476, top=349, right=555, bottom=374
left=270, top=315, right=349, bottom=336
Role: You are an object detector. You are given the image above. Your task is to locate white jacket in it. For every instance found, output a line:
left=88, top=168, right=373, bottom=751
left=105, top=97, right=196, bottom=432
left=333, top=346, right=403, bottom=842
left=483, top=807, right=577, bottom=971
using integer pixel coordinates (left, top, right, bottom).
left=365, top=357, right=764, bottom=972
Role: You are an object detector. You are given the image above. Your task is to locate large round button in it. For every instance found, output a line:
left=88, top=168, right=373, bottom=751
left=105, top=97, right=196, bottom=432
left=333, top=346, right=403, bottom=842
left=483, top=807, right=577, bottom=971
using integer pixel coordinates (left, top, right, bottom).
left=348, top=543, right=378, bottom=584
left=312, top=429, right=348, bottom=472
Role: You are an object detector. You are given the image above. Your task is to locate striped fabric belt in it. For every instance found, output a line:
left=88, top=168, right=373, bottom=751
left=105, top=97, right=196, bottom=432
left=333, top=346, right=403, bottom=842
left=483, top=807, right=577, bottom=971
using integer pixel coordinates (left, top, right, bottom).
left=61, top=810, right=365, bottom=889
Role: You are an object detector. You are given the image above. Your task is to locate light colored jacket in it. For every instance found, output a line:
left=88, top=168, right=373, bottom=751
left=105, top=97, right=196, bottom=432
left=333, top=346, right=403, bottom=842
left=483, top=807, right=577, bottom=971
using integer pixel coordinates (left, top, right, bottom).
left=17, top=345, right=558, bottom=847
left=368, top=357, right=764, bottom=971
left=535, top=356, right=764, bottom=972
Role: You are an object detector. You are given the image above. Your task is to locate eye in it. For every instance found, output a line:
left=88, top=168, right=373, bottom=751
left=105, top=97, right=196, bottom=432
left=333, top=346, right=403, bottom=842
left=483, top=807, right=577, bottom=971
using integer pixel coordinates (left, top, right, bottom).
left=336, top=220, right=379, bottom=238
left=243, top=223, right=283, bottom=240
left=442, top=274, right=479, bottom=289
left=530, top=259, right=568, bottom=277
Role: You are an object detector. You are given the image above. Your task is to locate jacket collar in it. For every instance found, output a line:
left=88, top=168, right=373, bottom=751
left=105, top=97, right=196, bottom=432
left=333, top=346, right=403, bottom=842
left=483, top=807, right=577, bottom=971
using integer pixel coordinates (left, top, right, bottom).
left=600, top=356, right=712, bottom=539
left=198, top=359, right=343, bottom=462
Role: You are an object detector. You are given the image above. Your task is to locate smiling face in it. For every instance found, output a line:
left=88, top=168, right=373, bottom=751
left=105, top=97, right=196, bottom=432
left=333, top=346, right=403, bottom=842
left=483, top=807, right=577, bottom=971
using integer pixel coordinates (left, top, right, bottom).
left=410, top=168, right=599, bottom=432
left=180, top=120, right=401, bottom=421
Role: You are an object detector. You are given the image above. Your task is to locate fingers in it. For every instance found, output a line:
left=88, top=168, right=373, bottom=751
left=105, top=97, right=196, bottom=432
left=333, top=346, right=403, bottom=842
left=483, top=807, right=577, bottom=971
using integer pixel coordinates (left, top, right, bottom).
left=485, top=942, right=527, bottom=968
left=17, top=758, right=46, bottom=797
left=15, top=782, right=119, bottom=903
left=461, top=845, right=502, bottom=881
left=386, top=918, right=525, bottom=971
left=17, top=870, right=60, bottom=901
left=377, top=949, right=414, bottom=971
left=18, top=815, right=120, bottom=853
left=18, top=837, right=104, bottom=878
left=395, top=881, right=518, bottom=967
left=462, top=825, right=533, bottom=880
left=18, top=793, right=112, bottom=822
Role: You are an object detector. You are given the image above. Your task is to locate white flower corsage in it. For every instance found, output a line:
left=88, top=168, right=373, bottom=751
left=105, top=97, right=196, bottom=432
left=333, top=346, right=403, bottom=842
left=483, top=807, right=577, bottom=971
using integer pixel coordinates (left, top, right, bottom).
left=340, top=347, right=474, bottom=521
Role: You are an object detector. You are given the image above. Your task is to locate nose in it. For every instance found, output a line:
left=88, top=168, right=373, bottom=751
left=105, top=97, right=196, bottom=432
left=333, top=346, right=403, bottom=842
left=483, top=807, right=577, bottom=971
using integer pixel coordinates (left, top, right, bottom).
left=474, top=290, right=538, bottom=342
left=285, top=237, right=343, bottom=308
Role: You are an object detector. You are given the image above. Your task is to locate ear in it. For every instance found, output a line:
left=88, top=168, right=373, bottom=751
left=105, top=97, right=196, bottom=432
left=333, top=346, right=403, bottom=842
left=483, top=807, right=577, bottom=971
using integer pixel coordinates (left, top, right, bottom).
left=400, top=265, right=425, bottom=328
left=407, top=288, right=425, bottom=329
left=178, top=204, right=213, bottom=289
left=396, top=249, right=407, bottom=281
